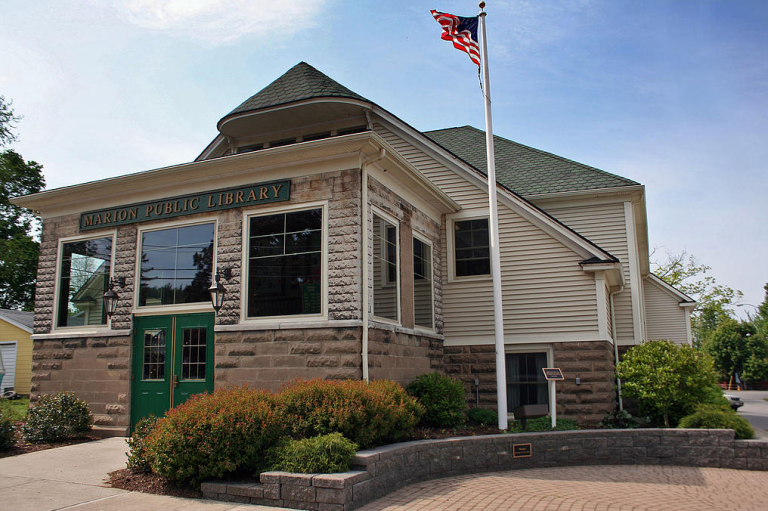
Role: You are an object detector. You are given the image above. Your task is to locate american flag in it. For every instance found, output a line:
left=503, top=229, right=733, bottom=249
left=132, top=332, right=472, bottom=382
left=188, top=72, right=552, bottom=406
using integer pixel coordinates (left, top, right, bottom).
left=430, top=10, right=481, bottom=67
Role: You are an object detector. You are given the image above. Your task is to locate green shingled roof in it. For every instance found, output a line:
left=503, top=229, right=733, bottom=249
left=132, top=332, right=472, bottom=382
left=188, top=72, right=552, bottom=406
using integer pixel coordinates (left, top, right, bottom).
left=424, top=126, right=638, bottom=196
left=223, top=62, right=370, bottom=120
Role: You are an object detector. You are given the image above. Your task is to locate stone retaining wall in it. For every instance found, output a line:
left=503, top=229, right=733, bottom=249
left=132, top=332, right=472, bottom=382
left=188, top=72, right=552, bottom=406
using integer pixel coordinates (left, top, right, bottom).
left=202, top=429, right=768, bottom=511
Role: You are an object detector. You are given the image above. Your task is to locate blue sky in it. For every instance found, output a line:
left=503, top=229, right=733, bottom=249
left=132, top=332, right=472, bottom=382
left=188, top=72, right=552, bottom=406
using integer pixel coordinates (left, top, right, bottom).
left=1, top=0, right=766, bottom=316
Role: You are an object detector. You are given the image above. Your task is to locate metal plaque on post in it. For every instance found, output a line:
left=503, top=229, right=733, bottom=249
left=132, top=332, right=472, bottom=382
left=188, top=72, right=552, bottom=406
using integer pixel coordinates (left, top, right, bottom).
left=542, top=368, right=564, bottom=381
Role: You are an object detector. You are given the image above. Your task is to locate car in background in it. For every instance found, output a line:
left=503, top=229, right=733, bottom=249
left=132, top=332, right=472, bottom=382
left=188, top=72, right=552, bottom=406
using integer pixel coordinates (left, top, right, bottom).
left=724, top=394, right=744, bottom=410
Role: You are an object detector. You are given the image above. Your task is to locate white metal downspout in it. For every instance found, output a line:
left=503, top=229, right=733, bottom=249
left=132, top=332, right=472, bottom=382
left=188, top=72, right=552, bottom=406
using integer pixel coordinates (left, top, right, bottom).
left=361, top=148, right=386, bottom=382
left=610, top=286, right=625, bottom=410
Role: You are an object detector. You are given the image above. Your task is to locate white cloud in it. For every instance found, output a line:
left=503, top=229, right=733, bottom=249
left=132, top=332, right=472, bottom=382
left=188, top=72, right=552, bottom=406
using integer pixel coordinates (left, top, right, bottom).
left=100, top=0, right=329, bottom=45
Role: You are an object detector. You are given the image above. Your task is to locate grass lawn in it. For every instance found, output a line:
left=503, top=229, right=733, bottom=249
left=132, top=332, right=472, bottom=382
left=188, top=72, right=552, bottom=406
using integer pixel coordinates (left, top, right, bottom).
left=0, top=397, right=30, bottom=421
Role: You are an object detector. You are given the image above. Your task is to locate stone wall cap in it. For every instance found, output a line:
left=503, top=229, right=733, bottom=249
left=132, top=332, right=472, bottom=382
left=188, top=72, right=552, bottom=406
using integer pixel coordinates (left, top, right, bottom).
left=216, top=320, right=362, bottom=332
left=313, top=471, right=369, bottom=488
left=32, top=329, right=132, bottom=340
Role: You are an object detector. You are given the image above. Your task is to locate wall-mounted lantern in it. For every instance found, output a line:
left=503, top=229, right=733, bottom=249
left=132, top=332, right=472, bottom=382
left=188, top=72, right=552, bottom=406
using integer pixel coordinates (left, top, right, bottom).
left=209, top=267, right=233, bottom=315
left=103, top=276, right=127, bottom=319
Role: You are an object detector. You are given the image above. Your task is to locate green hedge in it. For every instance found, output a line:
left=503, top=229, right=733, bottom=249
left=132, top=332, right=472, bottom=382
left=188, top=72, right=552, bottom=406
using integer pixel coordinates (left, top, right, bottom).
left=678, top=408, right=754, bottom=439
left=271, top=433, right=358, bottom=474
left=145, top=387, right=283, bottom=487
left=406, top=373, right=466, bottom=427
left=22, top=392, right=91, bottom=444
left=0, top=411, right=14, bottom=451
left=277, top=379, right=423, bottom=449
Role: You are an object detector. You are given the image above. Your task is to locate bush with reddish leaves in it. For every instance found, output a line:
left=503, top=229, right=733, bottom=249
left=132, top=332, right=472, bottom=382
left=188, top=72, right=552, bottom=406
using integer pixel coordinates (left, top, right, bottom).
left=276, top=379, right=423, bottom=449
left=144, top=387, right=283, bottom=487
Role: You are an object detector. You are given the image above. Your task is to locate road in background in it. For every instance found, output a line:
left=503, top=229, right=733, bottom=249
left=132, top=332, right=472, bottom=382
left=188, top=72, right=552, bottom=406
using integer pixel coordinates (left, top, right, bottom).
left=727, top=390, right=768, bottom=440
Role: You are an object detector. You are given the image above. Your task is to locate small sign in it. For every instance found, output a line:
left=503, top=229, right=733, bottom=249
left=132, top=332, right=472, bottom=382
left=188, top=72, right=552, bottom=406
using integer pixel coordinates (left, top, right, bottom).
left=513, top=443, right=532, bottom=458
left=542, top=368, right=564, bottom=381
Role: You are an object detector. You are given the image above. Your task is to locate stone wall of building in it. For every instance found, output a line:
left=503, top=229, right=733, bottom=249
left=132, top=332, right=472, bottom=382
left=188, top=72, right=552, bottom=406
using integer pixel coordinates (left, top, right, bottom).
left=31, top=335, right=132, bottom=431
left=214, top=327, right=363, bottom=392
left=367, top=325, right=444, bottom=385
left=444, top=341, right=616, bottom=425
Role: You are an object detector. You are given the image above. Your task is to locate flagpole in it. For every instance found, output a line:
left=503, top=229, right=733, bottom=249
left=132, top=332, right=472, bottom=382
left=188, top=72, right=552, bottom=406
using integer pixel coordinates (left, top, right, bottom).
left=478, top=2, right=508, bottom=431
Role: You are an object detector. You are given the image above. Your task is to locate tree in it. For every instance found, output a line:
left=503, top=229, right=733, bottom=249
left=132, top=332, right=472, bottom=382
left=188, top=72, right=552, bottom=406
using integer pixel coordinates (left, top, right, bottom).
left=0, top=98, right=45, bottom=310
left=0, top=96, right=20, bottom=147
left=653, top=250, right=742, bottom=347
left=706, top=319, right=768, bottom=386
left=616, top=340, right=719, bottom=427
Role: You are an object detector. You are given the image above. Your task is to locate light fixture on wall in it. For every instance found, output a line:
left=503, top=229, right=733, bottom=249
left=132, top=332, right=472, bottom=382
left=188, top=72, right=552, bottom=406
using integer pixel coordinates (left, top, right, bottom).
left=103, top=276, right=127, bottom=319
left=209, top=267, right=233, bottom=315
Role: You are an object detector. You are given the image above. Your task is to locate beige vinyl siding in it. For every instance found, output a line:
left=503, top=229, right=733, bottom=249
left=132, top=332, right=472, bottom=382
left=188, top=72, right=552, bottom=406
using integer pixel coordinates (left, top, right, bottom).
left=644, top=277, right=689, bottom=345
left=538, top=202, right=635, bottom=344
left=375, top=123, right=600, bottom=342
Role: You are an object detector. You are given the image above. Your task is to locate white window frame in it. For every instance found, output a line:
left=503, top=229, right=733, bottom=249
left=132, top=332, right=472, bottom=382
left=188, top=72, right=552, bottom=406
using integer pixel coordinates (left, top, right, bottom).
left=53, top=231, right=117, bottom=332
left=446, top=209, right=492, bottom=282
left=504, top=345, right=554, bottom=417
left=412, top=230, right=435, bottom=331
left=240, top=201, right=328, bottom=324
left=371, top=207, right=401, bottom=325
left=134, top=217, right=219, bottom=316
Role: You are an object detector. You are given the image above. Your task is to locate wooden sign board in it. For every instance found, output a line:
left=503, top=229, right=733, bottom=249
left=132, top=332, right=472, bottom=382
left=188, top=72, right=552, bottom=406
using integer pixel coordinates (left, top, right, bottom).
left=542, top=368, right=564, bottom=381
left=513, top=443, right=532, bottom=458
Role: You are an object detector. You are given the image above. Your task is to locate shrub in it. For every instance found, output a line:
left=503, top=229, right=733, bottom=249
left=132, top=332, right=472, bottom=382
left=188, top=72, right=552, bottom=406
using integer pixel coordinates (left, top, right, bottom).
left=144, top=387, right=283, bottom=488
left=616, top=340, right=718, bottom=427
left=277, top=379, right=423, bottom=449
left=271, top=433, right=358, bottom=474
left=22, top=392, right=91, bottom=444
left=0, top=411, right=14, bottom=451
left=678, top=408, right=754, bottom=439
left=126, top=415, right=159, bottom=473
left=466, top=407, right=498, bottom=427
left=406, top=373, right=466, bottom=428
left=598, top=409, right=640, bottom=429
left=510, top=416, right=580, bottom=433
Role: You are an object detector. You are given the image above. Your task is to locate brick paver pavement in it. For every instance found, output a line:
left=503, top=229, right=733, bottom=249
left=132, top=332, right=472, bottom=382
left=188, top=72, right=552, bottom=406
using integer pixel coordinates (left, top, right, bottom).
left=358, top=465, right=768, bottom=511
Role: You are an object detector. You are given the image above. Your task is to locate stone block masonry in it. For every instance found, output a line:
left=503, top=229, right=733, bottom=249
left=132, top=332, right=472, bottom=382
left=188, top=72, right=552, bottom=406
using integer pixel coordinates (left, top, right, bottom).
left=444, top=341, right=616, bottom=426
left=31, top=335, right=132, bottom=432
left=202, top=429, right=768, bottom=511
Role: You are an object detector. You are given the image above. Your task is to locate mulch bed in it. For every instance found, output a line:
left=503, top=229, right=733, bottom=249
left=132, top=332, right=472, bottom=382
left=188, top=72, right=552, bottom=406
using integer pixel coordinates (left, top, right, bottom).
left=105, top=425, right=506, bottom=499
left=108, top=469, right=203, bottom=499
left=0, top=422, right=99, bottom=459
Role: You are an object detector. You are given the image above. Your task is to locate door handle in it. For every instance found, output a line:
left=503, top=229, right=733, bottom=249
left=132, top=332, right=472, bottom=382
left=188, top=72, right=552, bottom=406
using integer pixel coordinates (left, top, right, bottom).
left=172, top=374, right=179, bottom=389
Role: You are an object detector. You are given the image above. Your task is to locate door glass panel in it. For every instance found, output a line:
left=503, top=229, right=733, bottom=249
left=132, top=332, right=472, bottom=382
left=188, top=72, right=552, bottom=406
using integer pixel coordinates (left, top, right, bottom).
left=142, top=329, right=166, bottom=380
left=181, top=327, right=206, bottom=380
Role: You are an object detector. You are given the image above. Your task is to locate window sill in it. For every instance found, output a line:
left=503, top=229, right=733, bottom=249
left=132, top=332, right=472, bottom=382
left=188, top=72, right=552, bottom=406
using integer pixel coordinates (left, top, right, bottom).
left=447, top=274, right=492, bottom=284
left=32, top=329, right=132, bottom=340
left=215, top=319, right=362, bottom=332
left=368, top=321, right=444, bottom=340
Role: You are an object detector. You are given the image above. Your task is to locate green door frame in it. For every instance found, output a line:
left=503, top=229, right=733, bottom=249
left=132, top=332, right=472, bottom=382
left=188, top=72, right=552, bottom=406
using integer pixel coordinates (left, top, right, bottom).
left=130, top=312, right=214, bottom=427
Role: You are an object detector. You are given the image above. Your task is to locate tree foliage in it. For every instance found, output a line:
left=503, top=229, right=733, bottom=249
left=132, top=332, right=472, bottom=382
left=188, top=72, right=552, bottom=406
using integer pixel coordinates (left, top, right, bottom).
left=0, top=98, right=45, bottom=310
left=0, top=96, right=20, bottom=148
left=706, top=319, right=768, bottom=385
left=652, top=250, right=742, bottom=346
left=616, top=340, right=719, bottom=427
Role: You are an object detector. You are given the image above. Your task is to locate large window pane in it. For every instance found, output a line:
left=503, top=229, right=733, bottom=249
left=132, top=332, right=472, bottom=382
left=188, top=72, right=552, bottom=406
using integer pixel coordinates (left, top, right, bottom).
left=454, top=218, right=490, bottom=277
left=413, top=238, right=433, bottom=329
left=247, top=208, right=323, bottom=318
left=57, top=237, right=112, bottom=327
left=373, top=214, right=398, bottom=320
left=506, top=352, right=549, bottom=413
left=139, top=223, right=214, bottom=306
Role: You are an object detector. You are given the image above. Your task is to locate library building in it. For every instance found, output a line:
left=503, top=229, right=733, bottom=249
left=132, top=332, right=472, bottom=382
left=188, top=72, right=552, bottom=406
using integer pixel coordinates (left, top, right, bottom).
left=13, top=63, right=695, bottom=436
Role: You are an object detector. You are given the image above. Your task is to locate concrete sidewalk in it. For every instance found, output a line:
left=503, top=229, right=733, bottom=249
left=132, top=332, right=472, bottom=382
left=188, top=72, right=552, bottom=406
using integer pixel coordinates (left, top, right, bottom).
left=0, top=437, right=298, bottom=510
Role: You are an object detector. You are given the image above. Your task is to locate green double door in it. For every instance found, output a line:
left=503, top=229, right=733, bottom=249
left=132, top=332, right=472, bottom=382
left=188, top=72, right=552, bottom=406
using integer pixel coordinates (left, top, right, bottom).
left=131, top=313, right=214, bottom=426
